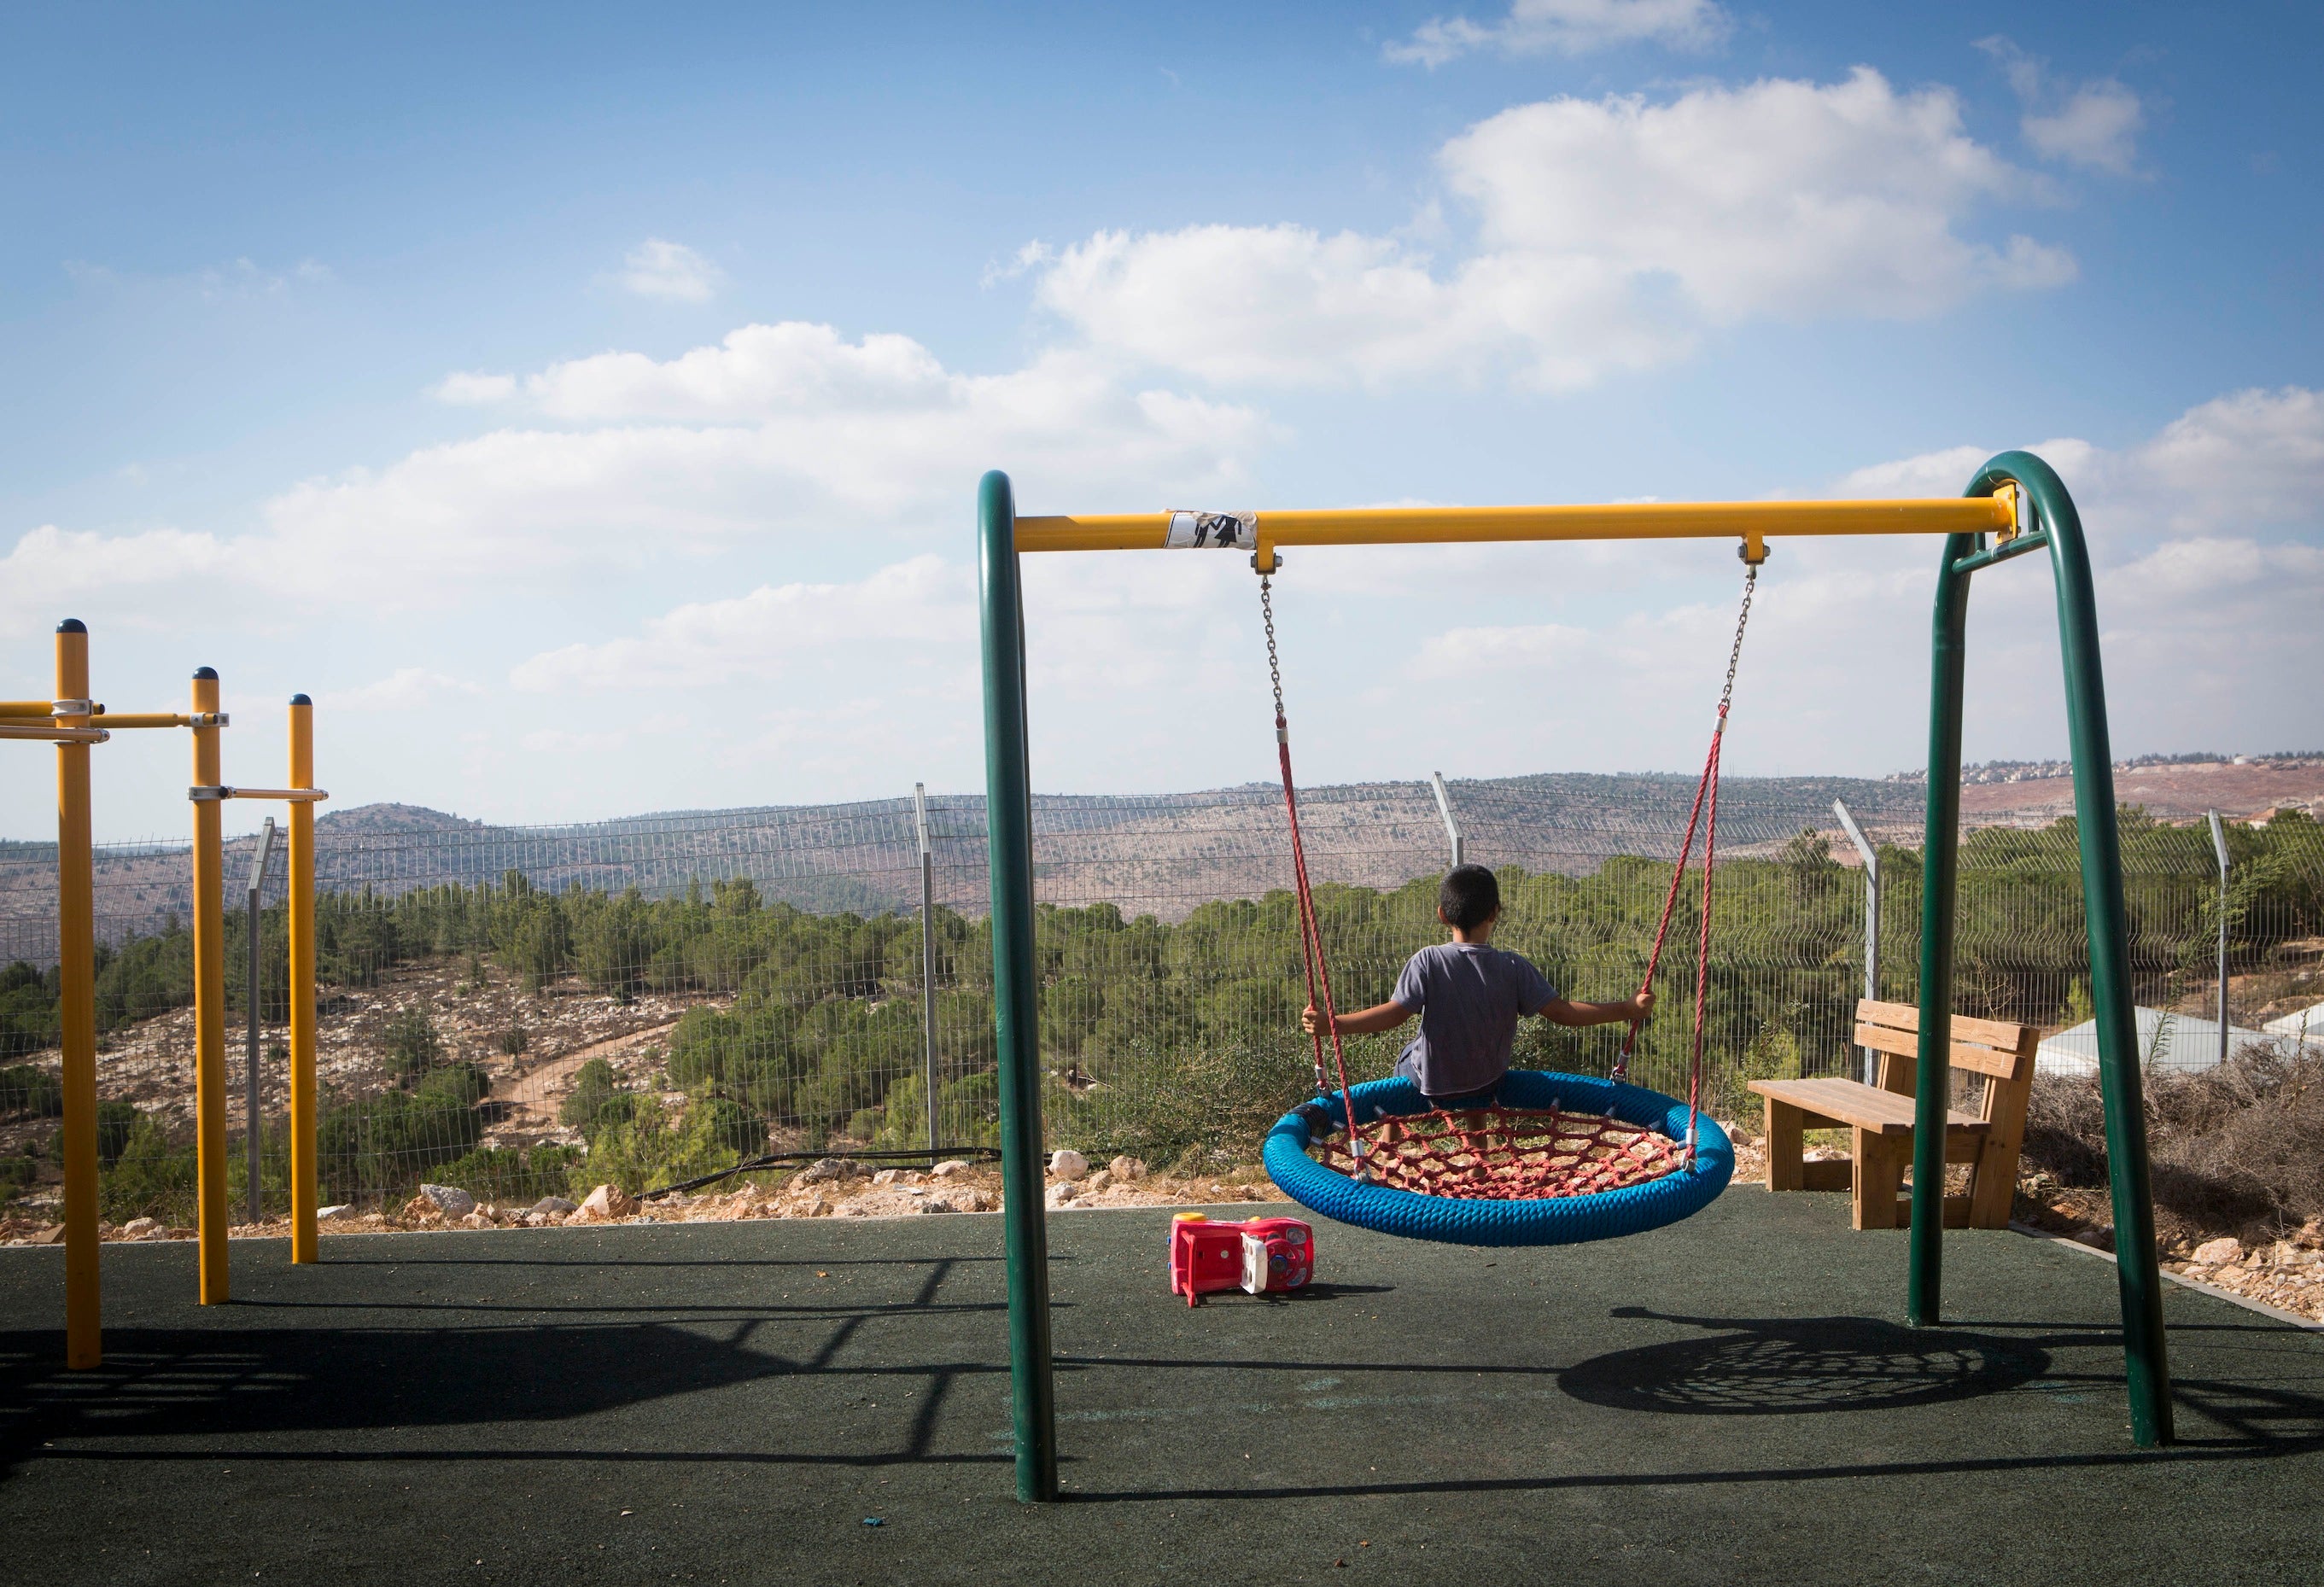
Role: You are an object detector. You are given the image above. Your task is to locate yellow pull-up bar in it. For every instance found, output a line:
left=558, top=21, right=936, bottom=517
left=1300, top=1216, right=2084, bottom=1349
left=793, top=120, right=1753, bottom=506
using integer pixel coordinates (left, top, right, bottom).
left=1015, top=491, right=2017, bottom=571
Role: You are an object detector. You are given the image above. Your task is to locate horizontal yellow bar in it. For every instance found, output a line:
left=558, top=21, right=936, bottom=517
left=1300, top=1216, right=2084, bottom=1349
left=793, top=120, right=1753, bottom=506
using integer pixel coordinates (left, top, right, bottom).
left=1013, top=497, right=2011, bottom=553
left=0, top=723, right=108, bottom=744
left=91, top=713, right=206, bottom=730
left=0, top=700, right=55, bottom=716
left=225, top=787, right=330, bottom=803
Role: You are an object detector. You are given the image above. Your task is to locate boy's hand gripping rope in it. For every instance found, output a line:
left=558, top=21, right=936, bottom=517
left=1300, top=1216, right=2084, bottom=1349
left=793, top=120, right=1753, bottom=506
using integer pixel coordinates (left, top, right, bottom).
left=1261, top=574, right=1367, bottom=1176
left=1612, top=563, right=1757, bottom=1165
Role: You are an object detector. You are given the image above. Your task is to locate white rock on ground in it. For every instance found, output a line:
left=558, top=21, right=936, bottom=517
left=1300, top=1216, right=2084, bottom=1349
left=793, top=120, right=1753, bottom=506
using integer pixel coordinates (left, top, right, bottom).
left=1049, top=1148, right=1089, bottom=1181
left=419, top=1184, right=477, bottom=1218
left=121, top=1217, right=164, bottom=1239
left=931, top=1159, right=971, bottom=1177
left=581, top=1183, right=638, bottom=1220
left=1108, top=1156, right=1146, bottom=1181
left=796, top=1157, right=856, bottom=1184
left=2192, top=1236, right=2242, bottom=1266
left=316, top=1205, right=351, bottom=1220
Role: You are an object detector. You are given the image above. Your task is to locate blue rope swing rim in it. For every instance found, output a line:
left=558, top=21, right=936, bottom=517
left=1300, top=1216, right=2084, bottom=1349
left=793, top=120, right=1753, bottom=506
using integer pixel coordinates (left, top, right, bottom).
left=1263, top=1069, right=1732, bottom=1247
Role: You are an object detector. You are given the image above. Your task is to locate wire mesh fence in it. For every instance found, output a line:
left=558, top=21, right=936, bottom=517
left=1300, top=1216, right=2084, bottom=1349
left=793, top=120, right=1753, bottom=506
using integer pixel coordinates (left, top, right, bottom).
left=1, top=778, right=2320, bottom=1222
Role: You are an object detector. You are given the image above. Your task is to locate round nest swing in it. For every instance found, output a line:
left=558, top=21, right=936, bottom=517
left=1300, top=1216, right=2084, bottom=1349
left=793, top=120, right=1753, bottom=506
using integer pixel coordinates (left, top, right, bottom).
left=1249, top=557, right=1761, bottom=1250
left=1264, top=1071, right=1732, bottom=1246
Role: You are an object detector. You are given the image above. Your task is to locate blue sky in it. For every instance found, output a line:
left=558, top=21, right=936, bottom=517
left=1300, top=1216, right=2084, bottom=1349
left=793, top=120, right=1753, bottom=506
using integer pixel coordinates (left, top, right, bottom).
left=3, top=1, right=2319, bottom=837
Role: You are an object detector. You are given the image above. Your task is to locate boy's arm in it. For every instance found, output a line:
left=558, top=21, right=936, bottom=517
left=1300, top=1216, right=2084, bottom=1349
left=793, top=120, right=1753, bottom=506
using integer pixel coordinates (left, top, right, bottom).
left=1538, top=990, right=1654, bottom=1029
left=1302, top=999, right=1413, bottom=1036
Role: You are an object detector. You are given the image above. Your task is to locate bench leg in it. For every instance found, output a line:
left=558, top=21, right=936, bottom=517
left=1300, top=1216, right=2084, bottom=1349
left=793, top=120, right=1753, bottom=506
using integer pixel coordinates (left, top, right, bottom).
left=1967, top=1134, right=2018, bottom=1228
left=1853, top=1128, right=1906, bottom=1230
left=1763, top=1097, right=1805, bottom=1193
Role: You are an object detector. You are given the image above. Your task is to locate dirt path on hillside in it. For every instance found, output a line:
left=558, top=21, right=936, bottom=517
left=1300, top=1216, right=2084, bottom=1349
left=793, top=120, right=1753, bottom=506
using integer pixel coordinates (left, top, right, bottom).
left=497, top=1019, right=684, bottom=1130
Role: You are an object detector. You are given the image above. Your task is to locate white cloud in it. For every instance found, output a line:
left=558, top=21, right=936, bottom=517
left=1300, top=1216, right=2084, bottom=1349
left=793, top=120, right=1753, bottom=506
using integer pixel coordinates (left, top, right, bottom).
left=1035, top=70, right=2071, bottom=391
left=431, top=370, right=516, bottom=405
left=1387, top=0, right=1729, bottom=67
left=2023, top=83, right=2143, bottom=175
left=318, top=668, right=484, bottom=712
left=510, top=556, right=972, bottom=693
left=173, top=327, right=1270, bottom=610
left=1978, top=37, right=2144, bottom=176
left=617, top=238, right=723, bottom=302
left=0, top=524, right=236, bottom=626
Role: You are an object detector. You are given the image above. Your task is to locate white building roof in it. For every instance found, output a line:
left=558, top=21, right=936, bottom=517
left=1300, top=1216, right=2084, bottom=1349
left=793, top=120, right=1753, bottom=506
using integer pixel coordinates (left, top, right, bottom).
left=2036, top=1006, right=2265, bottom=1076
left=2261, top=1001, right=2324, bottom=1047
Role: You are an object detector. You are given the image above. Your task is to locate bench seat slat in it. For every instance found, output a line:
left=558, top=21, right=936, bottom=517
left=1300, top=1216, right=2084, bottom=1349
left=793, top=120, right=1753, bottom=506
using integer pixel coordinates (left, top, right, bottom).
left=1748, top=1076, right=1986, bottom=1135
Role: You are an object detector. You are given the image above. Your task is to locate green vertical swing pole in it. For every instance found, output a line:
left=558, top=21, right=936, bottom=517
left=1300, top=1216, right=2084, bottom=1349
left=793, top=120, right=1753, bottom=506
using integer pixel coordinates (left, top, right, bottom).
left=978, top=469, right=1060, bottom=1502
left=1908, top=526, right=1976, bottom=1322
left=1910, top=452, right=2171, bottom=1447
left=1985, top=451, right=2172, bottom=1445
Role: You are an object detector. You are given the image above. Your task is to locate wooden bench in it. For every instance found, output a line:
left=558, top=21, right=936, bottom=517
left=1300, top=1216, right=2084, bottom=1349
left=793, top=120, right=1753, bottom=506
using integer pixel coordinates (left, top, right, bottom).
left=1748, top=999, right=2039, bottom=1230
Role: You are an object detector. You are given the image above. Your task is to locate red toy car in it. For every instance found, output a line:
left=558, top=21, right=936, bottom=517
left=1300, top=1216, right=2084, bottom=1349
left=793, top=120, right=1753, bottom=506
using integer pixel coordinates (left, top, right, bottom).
left=1169, top=1212, right=1314, bottom=1305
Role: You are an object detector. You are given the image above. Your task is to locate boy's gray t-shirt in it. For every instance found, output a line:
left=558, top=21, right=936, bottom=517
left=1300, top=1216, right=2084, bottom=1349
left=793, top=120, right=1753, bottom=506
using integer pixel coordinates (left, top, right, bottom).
left=1389, top=942, right=1558, bottom=1098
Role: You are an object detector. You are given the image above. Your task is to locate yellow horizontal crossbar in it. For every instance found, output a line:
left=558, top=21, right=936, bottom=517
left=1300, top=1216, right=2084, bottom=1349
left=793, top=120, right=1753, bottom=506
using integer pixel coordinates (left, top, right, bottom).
left=0, top=723, right=108, bottom=744
left=1013, top=496, right=2012, bottom=554
left=0, top=700, right=56, bottom=717
left=222, top=787, right=329, bottom=803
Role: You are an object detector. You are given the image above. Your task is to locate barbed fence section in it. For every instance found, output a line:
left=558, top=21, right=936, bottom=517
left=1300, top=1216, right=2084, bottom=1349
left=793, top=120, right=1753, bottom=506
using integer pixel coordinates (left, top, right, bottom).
left=1, top=776, right=2319, bottom=1219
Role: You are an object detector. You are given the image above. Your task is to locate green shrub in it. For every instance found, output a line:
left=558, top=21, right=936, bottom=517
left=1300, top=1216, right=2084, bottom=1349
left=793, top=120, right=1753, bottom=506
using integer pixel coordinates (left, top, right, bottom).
left=0, top=1062, right=62, bottom=1117
left=433, top=1143, right=587, bottom=1205
left=99, top=1114, right=199, bottom=1223
left=383, top=1006, right=442, bottom=1079
left=566, top=1096, right=751, bottom=1198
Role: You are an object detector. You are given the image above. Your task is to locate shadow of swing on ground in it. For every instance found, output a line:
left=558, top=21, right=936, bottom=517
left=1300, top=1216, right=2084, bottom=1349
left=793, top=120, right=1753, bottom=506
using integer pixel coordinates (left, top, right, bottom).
left=1557, top=1306, right=2050, bottom=1415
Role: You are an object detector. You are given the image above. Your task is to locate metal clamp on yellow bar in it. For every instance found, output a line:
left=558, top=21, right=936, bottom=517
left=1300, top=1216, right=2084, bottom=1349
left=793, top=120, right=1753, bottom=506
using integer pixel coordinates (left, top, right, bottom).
left=189, top=785, right=330, bottom=803
left=0, top=723, right=109, bottom=743
left=91, top=711, right=226, bottom=730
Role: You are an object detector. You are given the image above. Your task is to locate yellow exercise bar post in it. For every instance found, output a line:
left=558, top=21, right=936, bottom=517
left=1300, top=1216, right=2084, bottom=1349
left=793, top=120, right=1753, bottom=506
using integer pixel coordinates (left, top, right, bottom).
left=1013, top=493, right=2017, bottom=571
left=189, top=668, right=230, bottom=1304
left=54, top=622, right=102, bottom=1368
left=287, top=695, right=319, bottom=1263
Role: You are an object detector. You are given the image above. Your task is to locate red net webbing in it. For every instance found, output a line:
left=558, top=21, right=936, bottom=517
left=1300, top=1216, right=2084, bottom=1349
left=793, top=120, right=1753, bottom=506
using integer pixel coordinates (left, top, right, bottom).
left=1311, top=1102, right=1688, bottom=1201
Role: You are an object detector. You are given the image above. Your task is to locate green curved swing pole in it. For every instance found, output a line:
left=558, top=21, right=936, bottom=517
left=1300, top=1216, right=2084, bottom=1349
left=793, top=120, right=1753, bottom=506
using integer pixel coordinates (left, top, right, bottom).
left=1910, top=450, right=2172, bottom=1447
left=978, top=469, right=1060, bottom=1502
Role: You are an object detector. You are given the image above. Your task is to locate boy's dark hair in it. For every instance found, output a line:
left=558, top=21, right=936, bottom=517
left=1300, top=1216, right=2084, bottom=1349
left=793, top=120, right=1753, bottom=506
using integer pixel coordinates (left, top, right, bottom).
left=1439, top=864, right=1500, bottom=931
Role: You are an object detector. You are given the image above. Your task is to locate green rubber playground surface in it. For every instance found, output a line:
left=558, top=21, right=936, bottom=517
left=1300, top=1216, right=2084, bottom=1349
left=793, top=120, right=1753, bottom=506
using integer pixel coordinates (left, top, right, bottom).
left=3, top=1188, right=2321, bottom=1586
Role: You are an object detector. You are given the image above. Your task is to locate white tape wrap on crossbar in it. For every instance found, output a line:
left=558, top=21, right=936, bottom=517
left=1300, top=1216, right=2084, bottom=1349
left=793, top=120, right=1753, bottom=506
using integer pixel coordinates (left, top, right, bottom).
left=1165, top=511, right=1258, bottom=551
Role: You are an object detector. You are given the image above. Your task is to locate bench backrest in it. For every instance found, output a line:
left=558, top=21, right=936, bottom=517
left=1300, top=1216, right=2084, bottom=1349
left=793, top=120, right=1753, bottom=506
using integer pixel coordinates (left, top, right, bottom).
left=1854, top=998, right=2039, bottom=1125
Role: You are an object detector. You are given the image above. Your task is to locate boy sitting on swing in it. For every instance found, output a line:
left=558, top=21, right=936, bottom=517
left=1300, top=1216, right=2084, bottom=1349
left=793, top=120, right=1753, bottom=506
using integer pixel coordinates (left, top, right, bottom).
left=1302, top=864, right=1652, bottom=1108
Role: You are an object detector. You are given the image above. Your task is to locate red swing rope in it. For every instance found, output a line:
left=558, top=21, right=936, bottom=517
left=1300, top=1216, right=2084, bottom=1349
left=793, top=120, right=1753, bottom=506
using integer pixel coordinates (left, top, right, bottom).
left=1263, top=557, right=1758, bottom=1193
left=1259, top=574, right=1366, bottom=1173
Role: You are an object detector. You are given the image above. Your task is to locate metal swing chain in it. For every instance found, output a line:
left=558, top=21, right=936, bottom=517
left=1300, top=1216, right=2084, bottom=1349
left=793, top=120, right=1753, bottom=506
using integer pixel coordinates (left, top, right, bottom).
left=1714, top=563, right=1758, bottom=729
left=1611, top=558, right=1759, bottom=1088
left=1260, top=574, right=1287, bottom=731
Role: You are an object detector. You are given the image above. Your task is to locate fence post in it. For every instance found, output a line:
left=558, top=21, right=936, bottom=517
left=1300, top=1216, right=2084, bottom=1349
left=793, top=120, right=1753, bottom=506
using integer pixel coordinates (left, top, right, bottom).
left=1429, top=772, right=1463, bottom=868
left=915, top=782, right=938, bottom=1159
left=2209, top=808, right=2229, bottom=1067
left=978, top=470, right=1058, bottom=1502
left=1832, top=798, right=1879, bottom=1083
left=245, top=817, right=277, bottom=1228
left=287, top=696, right=319, bottom=1263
